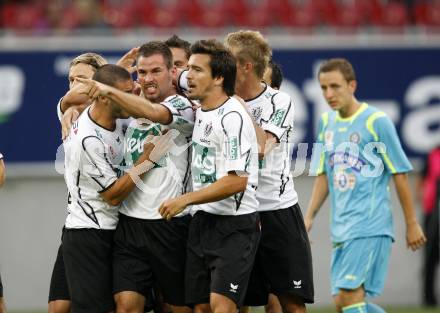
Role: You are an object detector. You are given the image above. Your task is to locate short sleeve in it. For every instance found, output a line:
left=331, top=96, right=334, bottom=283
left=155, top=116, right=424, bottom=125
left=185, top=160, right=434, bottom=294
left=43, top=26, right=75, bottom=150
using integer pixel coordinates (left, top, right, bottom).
left=221, top=111, right=253, bottom=174
left=309, top=113, right=329, bottom=176
left=260, top=92, right=294, bottom=141
left=160, top=96, right=195, bottom=136
left=373, top=115, right=412, bottom=174
left=57, top=97, right=64, bottom=122
left=81, top=136, right=118, bottom=192
left=0, top=152, right=3, bottom=160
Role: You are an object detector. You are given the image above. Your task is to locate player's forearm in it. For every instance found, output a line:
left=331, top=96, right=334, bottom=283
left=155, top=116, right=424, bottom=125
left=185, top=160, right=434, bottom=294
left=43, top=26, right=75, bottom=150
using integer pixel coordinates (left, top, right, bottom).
left=105, top=88, right=170, bottom=124
left=0, top=159, right=5, bottom=188
left=182, top=174, right=248, bottom=206
left=393, top=173, right=419, bottom=226
left=255, top=124, right=266, bottom=160
left=61, top=89, right=91, bottom=113
left=305, top=174, right=329, bottom=219
left=101, top=156, right=155, bottom=206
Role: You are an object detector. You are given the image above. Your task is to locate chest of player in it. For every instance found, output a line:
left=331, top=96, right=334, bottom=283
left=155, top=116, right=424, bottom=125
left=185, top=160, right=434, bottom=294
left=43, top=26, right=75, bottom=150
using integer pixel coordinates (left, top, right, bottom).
left=123, top=122, right=168, bottom=165
left=323, top=119, right=376, bottom=173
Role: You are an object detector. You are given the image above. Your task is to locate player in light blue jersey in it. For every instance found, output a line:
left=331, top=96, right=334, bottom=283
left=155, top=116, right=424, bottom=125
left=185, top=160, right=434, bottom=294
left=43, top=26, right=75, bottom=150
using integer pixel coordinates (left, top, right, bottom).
left=305, top=58, right=426, bottom=313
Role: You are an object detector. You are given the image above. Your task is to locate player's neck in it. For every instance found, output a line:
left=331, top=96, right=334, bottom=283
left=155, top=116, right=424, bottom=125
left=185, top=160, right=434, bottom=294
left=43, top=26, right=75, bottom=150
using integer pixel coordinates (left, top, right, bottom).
left=236, top=76, right=264, bottom=101
left=200, top=90, right=229, bottom=111
left=89, top=104, right=116, bottom=131
left=339, top=99, right=361, bottom=118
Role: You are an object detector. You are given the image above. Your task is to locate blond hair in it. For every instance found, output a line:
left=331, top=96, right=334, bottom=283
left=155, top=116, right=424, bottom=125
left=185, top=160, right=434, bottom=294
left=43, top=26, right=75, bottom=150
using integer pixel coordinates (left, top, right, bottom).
left=225, top=30, right=272, bottom=79
left=69, top=52, right=107, bottom=70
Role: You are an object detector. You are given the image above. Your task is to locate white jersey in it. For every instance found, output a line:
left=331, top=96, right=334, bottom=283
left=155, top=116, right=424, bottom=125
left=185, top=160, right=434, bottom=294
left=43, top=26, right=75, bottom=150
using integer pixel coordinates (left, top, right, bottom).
left=246, top=84, right=298, bottom=211
left=63, top=107, right=125, bottom=229
left=191, top=97, right=259, bottom=216
left=120, top=95, right=194, bottom=219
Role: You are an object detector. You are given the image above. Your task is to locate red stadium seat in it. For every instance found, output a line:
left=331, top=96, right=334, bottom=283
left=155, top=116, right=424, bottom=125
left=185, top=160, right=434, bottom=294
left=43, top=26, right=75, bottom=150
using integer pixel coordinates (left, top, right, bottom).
left=415, top=1, right=440, bottom=27
left=330, top=0, right=365, bottom=28
left=279, top=1, right=319, bottom=28
left=101, top=0, right=140, bottom=28
left=139, top=0, right=182, bottom=28
left=184, top=0, right=228, bottom=28
left=2, top=2, right=44, bottom=30
left=369, top=1, right=409, bottom=28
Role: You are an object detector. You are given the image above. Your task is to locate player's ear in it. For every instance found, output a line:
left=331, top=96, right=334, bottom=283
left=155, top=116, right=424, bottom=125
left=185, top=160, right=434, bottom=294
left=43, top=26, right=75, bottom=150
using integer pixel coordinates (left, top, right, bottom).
left=213, top=75, right=224, bottom=88
left=349, top=79, right=357, bottom=93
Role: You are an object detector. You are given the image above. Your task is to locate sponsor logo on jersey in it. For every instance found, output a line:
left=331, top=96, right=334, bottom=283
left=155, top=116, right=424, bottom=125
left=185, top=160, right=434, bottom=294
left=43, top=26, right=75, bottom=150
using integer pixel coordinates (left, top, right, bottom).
left=333, top=170, right=356, bottom=192
left=329, top=152, right=366, bottom=172
left=227, top=136, right=239, bottom=160
left=270, top=109, right=286, bottom=126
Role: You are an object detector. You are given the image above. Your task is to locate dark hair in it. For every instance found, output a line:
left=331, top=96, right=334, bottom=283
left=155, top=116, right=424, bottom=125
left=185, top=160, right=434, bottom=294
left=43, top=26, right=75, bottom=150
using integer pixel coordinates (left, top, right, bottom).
left=318, top=58, right=356, bottom=82
left=165, top=35, right=191, bottom=60
left=190, top=39, right=236, bottom=96
left=92, top=64, right=131, bottom=87
left=138, top=41, right=173, bottom=69
left=269, top=60, right=283, bottom=89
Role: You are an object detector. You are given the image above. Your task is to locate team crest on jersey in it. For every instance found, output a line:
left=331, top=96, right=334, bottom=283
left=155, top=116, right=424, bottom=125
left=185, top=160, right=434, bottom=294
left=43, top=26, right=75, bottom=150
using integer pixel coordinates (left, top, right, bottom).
left=204, top=122, right=213, bottom=137
left=325, top=131, right=334, bottom=146
left=349, top=132, right=361, bottom=144
left=251, top=107, right=263, bottom=121
left=333, top=170, right=356, bottom=192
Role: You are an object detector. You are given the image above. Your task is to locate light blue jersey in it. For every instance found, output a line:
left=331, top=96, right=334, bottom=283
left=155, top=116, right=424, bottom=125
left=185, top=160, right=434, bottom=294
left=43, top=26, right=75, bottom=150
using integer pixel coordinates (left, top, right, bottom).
left=310, top=103, right=412, bottom=243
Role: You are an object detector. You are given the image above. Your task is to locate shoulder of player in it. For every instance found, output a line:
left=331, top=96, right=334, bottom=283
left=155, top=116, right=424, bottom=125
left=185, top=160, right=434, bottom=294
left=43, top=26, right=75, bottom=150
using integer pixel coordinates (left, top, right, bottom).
left=162, top=94, right=192, bottom=109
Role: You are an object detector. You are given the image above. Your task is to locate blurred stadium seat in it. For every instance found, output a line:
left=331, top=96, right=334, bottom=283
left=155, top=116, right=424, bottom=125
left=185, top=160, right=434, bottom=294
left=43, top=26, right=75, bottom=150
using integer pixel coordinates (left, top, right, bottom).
left=0, top=0, right=438, bottom=31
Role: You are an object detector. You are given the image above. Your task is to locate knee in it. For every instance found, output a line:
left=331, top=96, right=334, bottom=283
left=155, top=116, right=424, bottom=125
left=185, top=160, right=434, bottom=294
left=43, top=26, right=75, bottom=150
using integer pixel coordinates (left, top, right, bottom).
left=210, top=296, right=236, bottom=313
left=115, top=294, right=143, bottom=313
left=194, top=304, right=211, bottom=313
left=338, top=288, right=365, bottom=309
left=277, top=294, right=306, bottom=313
left=333, top=295, right=342, bottom=313
left=0, top=298, right=6, bottom=313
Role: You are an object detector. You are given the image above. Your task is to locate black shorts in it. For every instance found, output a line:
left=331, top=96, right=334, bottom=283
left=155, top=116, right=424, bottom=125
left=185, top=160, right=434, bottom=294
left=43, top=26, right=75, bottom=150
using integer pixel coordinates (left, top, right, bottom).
left=0, top=271, right=3, bottom=298
left=48, top=243, right=70, bottom=302
left=62, top=228, right=115, bottom=313
left=244, top=204, right=314, bottom=305
left=185, top=211, right=260, bottom=307
left=113, top=214, right=190, bottom=306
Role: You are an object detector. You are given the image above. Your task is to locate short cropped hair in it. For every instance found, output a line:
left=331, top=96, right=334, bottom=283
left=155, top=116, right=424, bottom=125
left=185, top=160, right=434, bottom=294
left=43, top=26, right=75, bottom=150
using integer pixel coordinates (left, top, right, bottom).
left=269, top=60, right=283, bottom=89
left=224, top=30, right=272, bottom=79
left=165, top=35, right=191, bottom=60
left=92, top=64, right=131, bottom=88
left=191, top=39, right=236, bottom=97
left=138, top=41, right=173, bottom=69
left=69, top=52, right=107, bottom=70
left=318, top=58, right=356, bottom=82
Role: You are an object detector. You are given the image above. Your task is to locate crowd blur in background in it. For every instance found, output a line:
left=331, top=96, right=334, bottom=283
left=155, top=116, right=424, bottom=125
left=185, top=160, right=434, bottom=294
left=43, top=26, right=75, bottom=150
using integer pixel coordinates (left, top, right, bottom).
left=1, top=0, right=440, bottom=33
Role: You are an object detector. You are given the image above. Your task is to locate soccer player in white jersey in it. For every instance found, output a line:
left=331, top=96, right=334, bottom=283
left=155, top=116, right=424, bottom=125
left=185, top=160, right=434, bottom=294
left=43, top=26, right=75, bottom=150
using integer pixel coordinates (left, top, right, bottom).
left=75, top=41, right=194, bottom=313
left=62, top=64, right=172, bottom=313
left=158, top=39, right=260, bottom=313
left=225, top=31, right=314, bottom=313
left=50, top=52, right=108, bottom=313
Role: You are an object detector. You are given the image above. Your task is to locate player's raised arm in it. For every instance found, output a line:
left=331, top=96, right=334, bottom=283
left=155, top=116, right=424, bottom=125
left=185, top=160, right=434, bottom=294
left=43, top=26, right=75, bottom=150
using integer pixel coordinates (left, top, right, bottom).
left=75, top=77, right=173, bottom=125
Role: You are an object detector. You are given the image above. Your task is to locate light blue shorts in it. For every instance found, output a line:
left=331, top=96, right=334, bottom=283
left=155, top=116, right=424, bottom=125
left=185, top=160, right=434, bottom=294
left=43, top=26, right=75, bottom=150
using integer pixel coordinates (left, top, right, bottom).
left=331, top=235, right=392, bottom=297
